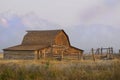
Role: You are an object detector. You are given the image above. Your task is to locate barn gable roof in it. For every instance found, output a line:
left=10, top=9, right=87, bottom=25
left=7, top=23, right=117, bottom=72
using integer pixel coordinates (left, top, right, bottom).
left=3, top=29, right=67, bottom=51
left=3, top=29, right=83, bottom=51
left=22, top=29, right=64, bottom=45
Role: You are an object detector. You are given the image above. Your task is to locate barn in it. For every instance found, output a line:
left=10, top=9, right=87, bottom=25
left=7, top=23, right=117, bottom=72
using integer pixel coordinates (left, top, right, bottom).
left=3, top=29, right=84, bottom=60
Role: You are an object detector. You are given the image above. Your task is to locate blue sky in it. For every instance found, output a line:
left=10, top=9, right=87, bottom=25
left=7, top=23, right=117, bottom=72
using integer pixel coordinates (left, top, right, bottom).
left=0, top=0, right=120, bottom=53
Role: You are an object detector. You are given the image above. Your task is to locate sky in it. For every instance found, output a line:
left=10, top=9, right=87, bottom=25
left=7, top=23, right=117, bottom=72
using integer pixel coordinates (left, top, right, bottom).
left=0, top=0, right=120, bottom=53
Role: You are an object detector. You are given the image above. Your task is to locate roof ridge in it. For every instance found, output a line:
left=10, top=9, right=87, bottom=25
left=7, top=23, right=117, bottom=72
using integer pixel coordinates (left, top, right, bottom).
left=27, top=29, right=63, bottom=32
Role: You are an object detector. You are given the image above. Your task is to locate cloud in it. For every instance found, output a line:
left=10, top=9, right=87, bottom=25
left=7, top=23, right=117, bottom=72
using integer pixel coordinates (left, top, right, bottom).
left=79, top=0, right=120, bottom=25
left=103, top=0, right=120, bottom=7
left=0, top=13, right=27, bottom=51
left=21, top=13, right=61, bottom=30
left=0, top=17, right=8, bottom=27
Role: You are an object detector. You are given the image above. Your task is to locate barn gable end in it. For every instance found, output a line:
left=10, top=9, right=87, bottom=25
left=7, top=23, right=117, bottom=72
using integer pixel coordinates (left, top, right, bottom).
left=55, top=30, right=70, bottom=47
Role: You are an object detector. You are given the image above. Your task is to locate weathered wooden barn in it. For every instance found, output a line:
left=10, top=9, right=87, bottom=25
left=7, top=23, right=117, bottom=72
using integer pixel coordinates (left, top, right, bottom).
left=3, top=30, right=83, bottom=60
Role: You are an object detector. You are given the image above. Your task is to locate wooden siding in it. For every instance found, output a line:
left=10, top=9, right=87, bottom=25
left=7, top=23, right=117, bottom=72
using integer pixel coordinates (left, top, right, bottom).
left=4, top=50, right=35, bottom=60
left=55, top=31, right=70, bottom=46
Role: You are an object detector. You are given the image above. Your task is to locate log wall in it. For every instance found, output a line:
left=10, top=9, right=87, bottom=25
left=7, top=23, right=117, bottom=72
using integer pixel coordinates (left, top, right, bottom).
left=4, top=50, right=35, bottom=60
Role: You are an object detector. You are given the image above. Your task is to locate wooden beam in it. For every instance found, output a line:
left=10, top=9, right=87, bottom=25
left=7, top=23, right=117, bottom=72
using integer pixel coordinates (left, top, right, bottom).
left=34, top=50, right=39, bottom=60
left=42, top=49, right=46, bottom=59
left=39, top=50, right=41, bottom=59
left=78, top=52, right=80, bottom=60
left=50, top=46, right=53, bottom=57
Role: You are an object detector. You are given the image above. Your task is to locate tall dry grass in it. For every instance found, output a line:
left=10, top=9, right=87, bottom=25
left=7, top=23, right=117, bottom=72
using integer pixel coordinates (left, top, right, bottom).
left=0, top=59, right=120, bottom=80
left=0, top=53, right=3, bottom=60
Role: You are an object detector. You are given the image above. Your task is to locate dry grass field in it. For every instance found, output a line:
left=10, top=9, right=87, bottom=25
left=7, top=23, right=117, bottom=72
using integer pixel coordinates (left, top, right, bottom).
left=0, top=53, right=120, bottom=80
left=0, top=53, right=3, bottom=59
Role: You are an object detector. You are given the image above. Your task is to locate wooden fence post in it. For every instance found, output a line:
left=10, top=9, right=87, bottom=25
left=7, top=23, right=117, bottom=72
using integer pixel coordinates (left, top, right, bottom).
left=92, top=48, right=95, bottom=62
left=60, top=50, right=64, bottom=61
left=101, top=48, right=103, bottom=55
left=111, top=47, right=114, bottom=58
